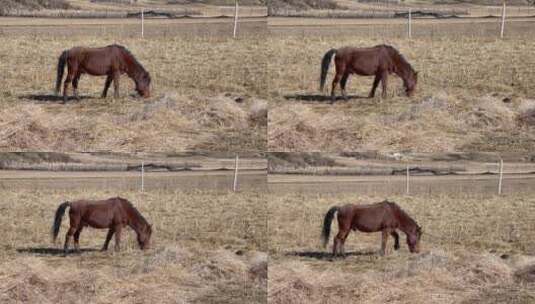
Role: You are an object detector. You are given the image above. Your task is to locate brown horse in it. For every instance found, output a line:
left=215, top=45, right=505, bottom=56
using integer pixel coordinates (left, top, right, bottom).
left=51, top=197, right=152, bottom=255
left=321, top=200, right=422, bottom=256
left=55, top=44, right=151, bottom=103
left=320, top=45, right=418, bottom=103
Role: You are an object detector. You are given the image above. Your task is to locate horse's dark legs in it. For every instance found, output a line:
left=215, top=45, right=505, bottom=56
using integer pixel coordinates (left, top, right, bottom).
left=369, top=74, right=381, bottom=98
left=333, top=228, right=350, bottom=257
left=391, top=231, right=400, bottom=250
left=381, top=230, right=390, bottom=256
left=101, top=75, right=113, bottom=98
left=72, top=73, right=81, bottom=100
left=62, top=70, right=73, bottom=103
left=112, top=72, right=120, bottom=99
left=63, top=226, right=76, bottom=256
left=73, top=227, right=83, bottom=253
left=340, top=73, right=350, bottom=100
left=114, top=225, right=122, bottom=251
left=381, top=72, right=389, bottom=99
left=101, top=228, right=115, bottom=251
left=330, top=74, right=341, bottom=104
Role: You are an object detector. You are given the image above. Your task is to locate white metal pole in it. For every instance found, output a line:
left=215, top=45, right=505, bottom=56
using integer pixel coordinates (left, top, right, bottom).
left=498, top=159, right=503, bottom=195
left=233, top=154, right=239, bottom=192
left=406, top=164, right=410, bottom=195
left=500, top=2, right=506, bottom=39
left=141, top=161, right=144, bottom=192
left=233, top=0, right=239, bottom=38
left=141, top=9, right=144, bottom=38
left=408, top=8, right=412, bottom=39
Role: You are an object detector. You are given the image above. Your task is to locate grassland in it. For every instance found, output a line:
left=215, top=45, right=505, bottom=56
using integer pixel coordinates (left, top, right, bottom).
left=0, top=188, right=267, bottom=303
left=268, top=192, right=535, bottom=303
left=267, top=22, right=535, bottom=152
left=0, top=26, right=268, bottom=151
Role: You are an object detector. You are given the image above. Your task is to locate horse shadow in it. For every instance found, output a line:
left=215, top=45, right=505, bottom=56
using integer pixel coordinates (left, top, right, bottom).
left=19, top=94, right=95, bottom=104
left=285, top=250, right=376, bottom=261
left=17, top=247, right=99, bottom=256
left=283, top=94, right=367, bottom=104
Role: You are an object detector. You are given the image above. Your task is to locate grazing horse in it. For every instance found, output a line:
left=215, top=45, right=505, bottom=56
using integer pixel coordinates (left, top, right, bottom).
left=320, top=45, right=418, bottom=103
left=51, top=197, right=152, bottom=255
left=321, top=200, right=422, bottom=256
left=55, top=44, right=151, bottom=103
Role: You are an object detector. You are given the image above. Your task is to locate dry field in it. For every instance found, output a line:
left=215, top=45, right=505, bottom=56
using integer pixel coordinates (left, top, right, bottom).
left=0, top=188, right=267, bottom=303
left=267, top=20, right=535, bottom=152
left=268, top=192, right=535, bottom=304
left=0, top=23, right=268, bottom=151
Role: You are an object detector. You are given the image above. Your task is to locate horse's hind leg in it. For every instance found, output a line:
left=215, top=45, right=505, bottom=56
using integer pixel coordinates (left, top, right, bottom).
left=102, top=228, right=115, bottom=251
left=391, top=230, right=400, bottom=250
left=101, top=75, right=113, bottom=98
left=62, top=69, right=73, bottom=103
left=63, top=226, right=76, bottom=256
left=333, top=228, right=350, bottom=258
left=72, top=73, right=81, bottom=100
left=73, top=227, right=83, bottom=253
left=340, top=73, right=350, bottom=101
left=381, top=230, right=390, bottom=256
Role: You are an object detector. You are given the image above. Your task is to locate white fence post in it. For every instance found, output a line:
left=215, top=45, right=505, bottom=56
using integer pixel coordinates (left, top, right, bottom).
left=141, top=161, right=145, bottom=192
left=141, top=9, right=144, bottom=38
left=498, top=159, right=503, bottom=195
left=233, top=154, right=239, bottom=192
left=406, top=164, right=410, bottom=195
left=500, top=2, right=506, bottom=39
left=408, top=8, right=412, bottom=39
left=233, top=0, right=239, bottom=38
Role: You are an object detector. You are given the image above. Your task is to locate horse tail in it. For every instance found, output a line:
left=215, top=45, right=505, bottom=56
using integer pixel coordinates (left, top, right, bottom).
left=321, top=206, right=339, bottom=248
left=320, top=48, right=337, bottom=92
left=51, top=201, right=70, bottom=242
left=55, top=50, right=68, bottom=95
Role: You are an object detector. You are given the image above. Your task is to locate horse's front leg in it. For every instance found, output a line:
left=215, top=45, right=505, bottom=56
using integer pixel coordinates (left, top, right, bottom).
left=101, top=74, right=113, bottom=98
left=391, top=230, right=400, bottom=250
left=381, top=230, right=389, bottom=256
left=369, top=74, right=381, bottom=98
left=112, top=72, right=120, bottom=99
left=113, top=225, right=122, bottom=252
left=380, top=72, right=389, bottom=99
left=101, top=228, right=115, bottom=251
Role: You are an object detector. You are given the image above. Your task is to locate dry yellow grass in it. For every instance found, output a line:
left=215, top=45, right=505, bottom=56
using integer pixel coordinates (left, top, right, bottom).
left=0, top=188, right=267, bottom=303
left=268, top=192, right=535, bottom=303
left=0, top=31, right=268, bottom=151
left=267, top=33, right=535, bottom=151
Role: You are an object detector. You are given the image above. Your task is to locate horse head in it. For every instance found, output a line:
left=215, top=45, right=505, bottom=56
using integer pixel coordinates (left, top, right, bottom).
left=135, top=71, right=151, bottom=98
left=137, top=223, right=152, bottom=250
left=407, top=225, right=422, bottom=253
left=404, top=70, right=418, bottom=97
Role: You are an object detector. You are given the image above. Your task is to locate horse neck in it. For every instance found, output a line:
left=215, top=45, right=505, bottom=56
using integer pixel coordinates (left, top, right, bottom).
left=395, top=209, right=417, bottom=235
left=121, top=51, right=145, bottom=82
left=391, top=54, right=413, bottom=82
left=123, top=203, right=148, bottom=234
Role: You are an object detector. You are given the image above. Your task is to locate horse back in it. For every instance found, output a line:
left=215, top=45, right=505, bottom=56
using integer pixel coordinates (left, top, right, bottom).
left=68, top=198, right=127, bottom=228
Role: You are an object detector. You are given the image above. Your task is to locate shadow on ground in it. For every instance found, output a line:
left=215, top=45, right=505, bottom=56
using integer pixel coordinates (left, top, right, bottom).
left=283, top=94, right=366, bottom=103
left=19, top=94, right=95, bottom=103
left=17, top=247, right=99, bottom=256
left=285, top=250, right=377, bottom=260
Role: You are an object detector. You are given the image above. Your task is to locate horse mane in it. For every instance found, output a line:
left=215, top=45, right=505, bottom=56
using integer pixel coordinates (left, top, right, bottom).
left=377, top=45, right=415, bottom=74
left=115, top=197, right=149, bottom=227
left=108, top=44, right=149, bottom=76
left=382, top=200, right=419, bottom=228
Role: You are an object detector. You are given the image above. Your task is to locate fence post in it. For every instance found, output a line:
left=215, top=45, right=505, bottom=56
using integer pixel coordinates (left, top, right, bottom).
left=500, top=2, right=506, bottom=39
left=141, top=161, right=144, bottom=192
left=406, top=164, right=410, bottom=195
left=233, top=0, right=239, bottom=38
left=407, top=8, right=412, bottom=39
left=141, top=9, right=144, bottom=38
left=233, top=154, right=239, bottom=192
left=498, top=159, right=503, bottom=195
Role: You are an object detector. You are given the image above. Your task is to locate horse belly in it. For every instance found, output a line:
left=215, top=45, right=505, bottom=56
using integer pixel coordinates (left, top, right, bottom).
left=82, top=209, right=114, bottom=229
left=82, top=57, right=113, bottom=76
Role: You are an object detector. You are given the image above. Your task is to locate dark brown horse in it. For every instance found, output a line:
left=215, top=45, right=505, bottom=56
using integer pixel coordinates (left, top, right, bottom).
left=320, top=45, right=418, bottom=103
left=51, top=197, right=152, bottom=255
left=321, top=200, right=422, bottom=256
left=55, top=44, right=151, bottom=103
